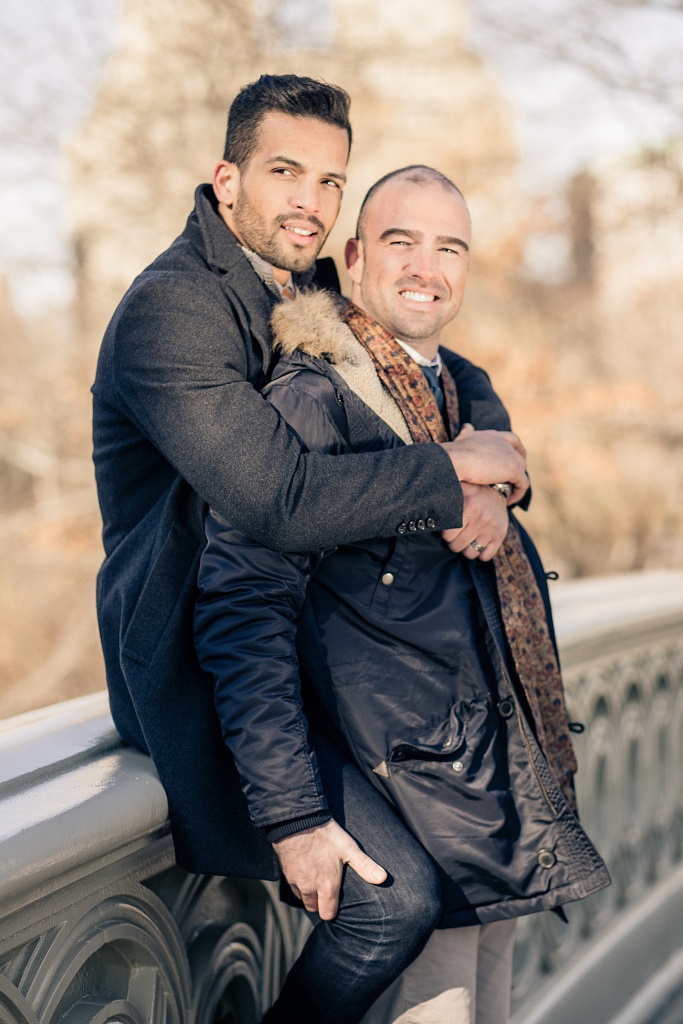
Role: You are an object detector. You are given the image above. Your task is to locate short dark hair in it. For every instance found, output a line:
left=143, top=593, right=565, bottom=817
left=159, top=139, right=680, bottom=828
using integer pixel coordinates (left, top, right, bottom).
left=223, top=74, right=352, bottom=168
left=356, top=165, right=466, bottom=240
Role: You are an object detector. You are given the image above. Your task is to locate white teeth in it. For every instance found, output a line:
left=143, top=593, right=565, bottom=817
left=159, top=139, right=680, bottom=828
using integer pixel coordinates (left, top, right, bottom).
left=401, top=290, right=435, bottom=303
left=286, top=226, right=314, bottom=236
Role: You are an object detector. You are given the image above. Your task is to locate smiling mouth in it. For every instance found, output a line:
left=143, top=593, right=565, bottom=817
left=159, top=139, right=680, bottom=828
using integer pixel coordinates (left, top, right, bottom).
left=283, top=224, right=316, bottom=238
left=400, top=289, right=437, bottom=303
left=279, top=216, right=324, bottom=245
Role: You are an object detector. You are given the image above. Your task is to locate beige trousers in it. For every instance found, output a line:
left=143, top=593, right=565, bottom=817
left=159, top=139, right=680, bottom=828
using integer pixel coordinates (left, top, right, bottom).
left=359, top=919, right=517, bottom=1024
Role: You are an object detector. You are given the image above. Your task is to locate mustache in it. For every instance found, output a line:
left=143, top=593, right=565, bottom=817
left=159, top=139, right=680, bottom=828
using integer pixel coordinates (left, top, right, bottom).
left=276, top=212, right=326, bottom=233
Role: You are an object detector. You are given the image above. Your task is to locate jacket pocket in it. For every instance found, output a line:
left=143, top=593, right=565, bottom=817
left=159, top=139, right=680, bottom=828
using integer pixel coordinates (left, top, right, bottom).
left=383, top=696, right=517, bottom=841
left=388, top=698, right=472, bottom=766
left=122, top=522, right=200, bottom=666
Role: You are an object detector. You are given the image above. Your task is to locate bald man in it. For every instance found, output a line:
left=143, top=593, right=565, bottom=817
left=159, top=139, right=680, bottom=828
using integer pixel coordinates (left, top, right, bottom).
left=195, top=167, right=609, bottom=1024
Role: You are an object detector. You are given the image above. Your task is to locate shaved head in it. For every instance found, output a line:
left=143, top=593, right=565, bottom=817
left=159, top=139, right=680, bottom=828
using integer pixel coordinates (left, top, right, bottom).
left=345, top=169, right=471, bottom=356
left=356, top=165, right=466, bottom=242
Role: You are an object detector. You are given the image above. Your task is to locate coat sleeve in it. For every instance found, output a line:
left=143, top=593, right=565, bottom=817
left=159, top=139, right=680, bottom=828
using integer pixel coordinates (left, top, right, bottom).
left=194, top=375, right=352, bottom=829
left=109, top=274, right=464, bottom=551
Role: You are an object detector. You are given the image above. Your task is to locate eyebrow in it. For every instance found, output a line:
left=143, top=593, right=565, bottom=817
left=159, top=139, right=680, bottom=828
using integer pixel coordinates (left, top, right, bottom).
left=379, top=228, right=469, bottom=252
left=265, top=155, right=347, bottom=184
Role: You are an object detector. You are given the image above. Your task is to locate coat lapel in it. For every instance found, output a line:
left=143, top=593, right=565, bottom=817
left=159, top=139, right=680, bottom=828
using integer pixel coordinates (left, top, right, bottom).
left=190, top=184, right=276, bottom=368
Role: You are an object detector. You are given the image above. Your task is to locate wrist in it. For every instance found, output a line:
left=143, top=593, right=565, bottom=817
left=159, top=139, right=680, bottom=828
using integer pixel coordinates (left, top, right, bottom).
left=266, top=812, right=332, bottom=845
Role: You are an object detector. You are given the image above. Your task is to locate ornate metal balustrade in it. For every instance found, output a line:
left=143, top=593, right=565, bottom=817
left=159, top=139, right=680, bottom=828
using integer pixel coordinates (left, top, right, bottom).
left=511, top=571, right=683, bottom=1024
left=0, top=698, right=311, bottom=1024
left=0, top=571, right=681, bottom=1024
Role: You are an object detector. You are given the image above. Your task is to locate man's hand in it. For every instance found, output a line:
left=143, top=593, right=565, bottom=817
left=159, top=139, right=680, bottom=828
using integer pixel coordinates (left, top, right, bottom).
left=440, top=423, right=528, bottom=504
left=272, top=819, right=387, bottom=921
left=442, top=481, right=510, bottom=561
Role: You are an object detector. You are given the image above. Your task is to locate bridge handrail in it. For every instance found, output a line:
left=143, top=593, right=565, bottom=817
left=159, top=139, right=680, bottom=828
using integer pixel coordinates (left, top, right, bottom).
left=511, top=570, right=683, bottom=1022
left=0, top=570, right=681, bottom=1023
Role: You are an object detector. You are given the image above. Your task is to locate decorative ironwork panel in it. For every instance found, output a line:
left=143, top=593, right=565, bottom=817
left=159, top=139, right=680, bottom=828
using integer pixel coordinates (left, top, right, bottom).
left=510, top=574, right=683, bottom=1016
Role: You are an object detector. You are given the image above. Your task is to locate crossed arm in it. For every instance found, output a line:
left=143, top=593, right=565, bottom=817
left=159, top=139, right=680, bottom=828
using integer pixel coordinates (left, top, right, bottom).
left=440, top=423, right=528, bottom=560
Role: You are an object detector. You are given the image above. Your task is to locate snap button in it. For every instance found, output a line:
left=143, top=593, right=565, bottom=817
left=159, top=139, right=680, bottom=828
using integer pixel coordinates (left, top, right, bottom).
left=452, top=761, right=464, bottom=773
left=408, top=521, right=417, bottom=531
left=381, top=572, right=395, bottom=586
left=537, top=849, right=557, bottom=869
left=498, top=698, right=515, bottom=719
left=426, top=517, right=436, bottom=529
left=397, top=523, right=407, bottom=535
left=417, top=519, right=426, bottom=530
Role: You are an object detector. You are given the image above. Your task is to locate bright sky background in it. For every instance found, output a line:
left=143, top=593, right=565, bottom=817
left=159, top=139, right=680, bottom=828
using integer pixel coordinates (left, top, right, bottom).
left=0, top=0, right=681, bottom=314
left=471, top=0, right=683, bottom=184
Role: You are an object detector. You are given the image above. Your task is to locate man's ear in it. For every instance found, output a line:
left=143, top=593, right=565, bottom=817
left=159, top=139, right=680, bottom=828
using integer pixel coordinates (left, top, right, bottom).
left=213, top=160, right=239, bottom=207
left=345, top=237, right=364, bottom=284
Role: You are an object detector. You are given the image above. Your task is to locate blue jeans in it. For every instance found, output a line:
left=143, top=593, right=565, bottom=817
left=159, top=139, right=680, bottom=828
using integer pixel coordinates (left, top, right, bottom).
left=261, top=733, right=442, bottom=1024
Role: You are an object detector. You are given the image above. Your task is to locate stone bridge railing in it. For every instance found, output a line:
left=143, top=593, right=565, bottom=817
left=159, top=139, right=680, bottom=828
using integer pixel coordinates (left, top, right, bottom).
left=1, top=570, right=682, bottom=1024
left=511, top=570, right=683, bottom=1024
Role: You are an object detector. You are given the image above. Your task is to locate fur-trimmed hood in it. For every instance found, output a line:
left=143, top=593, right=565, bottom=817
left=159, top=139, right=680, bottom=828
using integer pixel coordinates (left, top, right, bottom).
left=269, top=289, right=412, bottom=445
left=270, top=289, right=361, bottom=367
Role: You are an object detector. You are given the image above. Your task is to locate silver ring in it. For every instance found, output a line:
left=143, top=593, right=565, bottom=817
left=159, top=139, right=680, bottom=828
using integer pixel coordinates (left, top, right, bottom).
left=470, top=540, right=485, bottom=553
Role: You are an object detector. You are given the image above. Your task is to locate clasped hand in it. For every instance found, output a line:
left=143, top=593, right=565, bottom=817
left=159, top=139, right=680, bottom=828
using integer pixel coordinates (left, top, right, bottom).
left=440, top=423, right=529, bottom=560
left=442, top=481, right=509, bottom=560
left=440, top=423, right=528, bottom=505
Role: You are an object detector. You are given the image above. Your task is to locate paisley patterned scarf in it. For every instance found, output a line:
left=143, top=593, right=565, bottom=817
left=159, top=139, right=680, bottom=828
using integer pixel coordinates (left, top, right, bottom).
left=342, top=300, right=578, bottom=811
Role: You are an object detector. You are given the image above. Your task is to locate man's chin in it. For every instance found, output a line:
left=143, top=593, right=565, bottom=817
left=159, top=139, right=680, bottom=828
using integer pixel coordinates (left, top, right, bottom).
left=277, top=249, right=323, bottom=274
left=390, top=317, right=441, bottom=342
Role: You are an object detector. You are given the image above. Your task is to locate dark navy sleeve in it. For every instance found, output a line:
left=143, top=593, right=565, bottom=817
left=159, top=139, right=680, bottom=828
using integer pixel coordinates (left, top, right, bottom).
left=106, top=273, right=465, bottom=551
left=194, top=371, right=352, bottom=830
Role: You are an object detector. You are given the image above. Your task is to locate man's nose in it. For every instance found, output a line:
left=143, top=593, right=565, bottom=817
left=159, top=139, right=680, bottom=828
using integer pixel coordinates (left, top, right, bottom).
left=289, top=178, right=320, bottom=214
left=407, top=246, right=439, bottom=280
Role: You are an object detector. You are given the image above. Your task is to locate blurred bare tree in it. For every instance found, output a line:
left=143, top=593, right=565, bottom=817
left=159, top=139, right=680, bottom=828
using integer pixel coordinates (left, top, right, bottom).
left=455, top=0, right=683, bottom=578
left=475, top=0, right=683, bottom=121
left=0, top=0, right=114, bottom=289
left=0, top=0, right=682, bottom=719
left=0, top=0, right=115, bottom=716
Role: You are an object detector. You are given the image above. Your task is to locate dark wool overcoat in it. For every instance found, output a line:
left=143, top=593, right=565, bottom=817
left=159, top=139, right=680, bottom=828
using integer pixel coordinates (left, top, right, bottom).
left=92, top=185, right=474, bottom=878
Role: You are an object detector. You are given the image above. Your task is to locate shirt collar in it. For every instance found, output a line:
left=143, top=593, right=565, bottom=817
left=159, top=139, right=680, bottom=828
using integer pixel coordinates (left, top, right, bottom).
left=395, top=338, right=442, bottom=374
left=240, top=246, right=316, bottom=298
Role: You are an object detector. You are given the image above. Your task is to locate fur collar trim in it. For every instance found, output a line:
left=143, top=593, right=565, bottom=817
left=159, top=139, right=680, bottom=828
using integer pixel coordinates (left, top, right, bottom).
left=269, top=289, right=412, bottom=445
left=270, top=289, right=360, bottom=366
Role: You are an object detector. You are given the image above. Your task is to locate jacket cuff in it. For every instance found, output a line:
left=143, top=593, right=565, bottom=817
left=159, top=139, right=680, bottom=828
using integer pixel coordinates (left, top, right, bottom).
left=265, top=812, right=332, bottom=845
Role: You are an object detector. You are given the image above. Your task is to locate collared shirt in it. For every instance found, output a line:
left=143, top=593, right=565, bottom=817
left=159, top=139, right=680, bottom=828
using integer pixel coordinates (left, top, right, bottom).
left=240, top=246, right=316, bottom=299
left=396, top=339, right=445, bottom=413
left=396, top=338, right=443, bottom=377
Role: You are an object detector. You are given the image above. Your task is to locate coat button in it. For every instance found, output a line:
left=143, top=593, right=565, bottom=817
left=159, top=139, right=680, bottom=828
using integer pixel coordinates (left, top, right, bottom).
left=397, top=522, right=407, bottom=534
left=537, top=849, right=557, bottom=869
left=408, top=521, right=417, bottom=531
left=381, top=572, right=395, bottom=586
left=426, top=517, right=436, bottom=529
left=452, top=761, right=464, bottom=773
left=417, top=519, right=426, bottom=530
left=498, top=698, right=515, bottom=719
